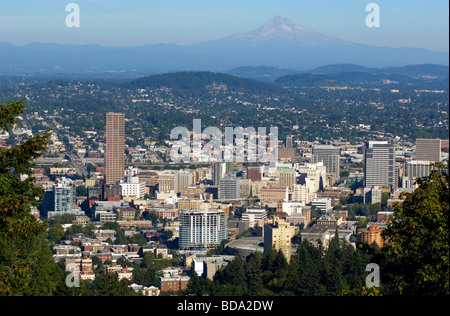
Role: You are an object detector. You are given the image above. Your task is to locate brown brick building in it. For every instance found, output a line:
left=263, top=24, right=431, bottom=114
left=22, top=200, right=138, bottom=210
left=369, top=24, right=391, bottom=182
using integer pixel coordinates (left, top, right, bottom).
left=158, top=269, right=190, bottom=293
left=358, top=223, right=385, bottom=248
left=259, top=187, right=289, bottom=203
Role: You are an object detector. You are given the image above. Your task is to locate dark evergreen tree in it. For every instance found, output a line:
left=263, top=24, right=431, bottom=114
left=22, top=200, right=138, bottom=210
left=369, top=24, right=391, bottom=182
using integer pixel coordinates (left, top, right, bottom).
left=185, top=271, right=203, bottom=296
left=262, top=246, right=277, bottom=284
left=323, top=230, right=344, bottom=295
left=246, top=252, right=263, bottom=296
left=341, top=242, right=366, bottom=290
left=219, top=256, right=247, bottom=290
left=90, top=273, right=138, bottom=296
left=288, top=240, right=325, bottom=296
left=0, top=99, right=59, bottom=296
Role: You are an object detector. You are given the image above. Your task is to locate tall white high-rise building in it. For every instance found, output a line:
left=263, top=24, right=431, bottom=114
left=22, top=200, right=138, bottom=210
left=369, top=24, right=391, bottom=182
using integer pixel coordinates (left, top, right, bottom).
left=178, top=210, right=227, bottom=249
left=42, top=177, right=78, bottom=218
left=364, top=141, right=394, bottom=189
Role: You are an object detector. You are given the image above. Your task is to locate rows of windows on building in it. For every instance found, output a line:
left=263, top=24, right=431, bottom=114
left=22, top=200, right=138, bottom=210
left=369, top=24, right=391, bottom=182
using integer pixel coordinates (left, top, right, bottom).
left=36, top=113, right=447, bottom=252
left=32, top=113, right=447, bottom=294
left=38, top=126, right=446, bottom=217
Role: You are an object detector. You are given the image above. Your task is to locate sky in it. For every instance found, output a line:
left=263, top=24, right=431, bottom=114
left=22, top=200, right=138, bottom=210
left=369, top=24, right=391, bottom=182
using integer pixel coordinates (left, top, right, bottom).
left=0, top=0, right=448, bottom=52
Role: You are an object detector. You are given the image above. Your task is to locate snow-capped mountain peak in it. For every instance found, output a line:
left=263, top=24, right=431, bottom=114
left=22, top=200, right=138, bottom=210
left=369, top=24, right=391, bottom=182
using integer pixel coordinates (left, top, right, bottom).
left=223, top=16, right=345, bottom=46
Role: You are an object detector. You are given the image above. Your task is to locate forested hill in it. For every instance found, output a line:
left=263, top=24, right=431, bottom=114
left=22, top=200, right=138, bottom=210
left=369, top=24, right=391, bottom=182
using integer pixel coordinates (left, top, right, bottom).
left=125, top=71, right=284, bottom=96
left=1, top=68, right=448, bottom=144
left=274, top=73, right=347, bottom=88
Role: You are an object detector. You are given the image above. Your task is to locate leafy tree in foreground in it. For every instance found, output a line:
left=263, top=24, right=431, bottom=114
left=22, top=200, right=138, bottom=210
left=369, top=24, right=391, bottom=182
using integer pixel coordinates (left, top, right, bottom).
left=0, top=99, right=58, bottom=296
left=382, top=162, right=449, bottom=296
left=89, top=273, right=138, bottom=296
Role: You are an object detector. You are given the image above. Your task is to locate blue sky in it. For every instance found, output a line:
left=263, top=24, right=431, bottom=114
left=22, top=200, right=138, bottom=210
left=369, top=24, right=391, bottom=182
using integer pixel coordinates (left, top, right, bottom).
left=0, top=0, right=448, bottom=52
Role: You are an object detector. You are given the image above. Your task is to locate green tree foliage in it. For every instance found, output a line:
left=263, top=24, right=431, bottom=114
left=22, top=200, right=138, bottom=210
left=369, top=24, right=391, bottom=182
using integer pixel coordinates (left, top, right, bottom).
left=47, top=224, right=65, bottom=243
left=218, top=256, right=247, bottom=290
left=381, top=162, right=449, bottom=296
left=89, top=273, right=138, bottom=296
left=323, top=230, right=344, bottom=295
left=76, top=185, right=87, bottom=197
left=0, top=99, right=59, bottom=296
left=133, top=252, right=178, bottom=287
left=285, top=240, right=325, bottom=296
left=246, top=252, right=263, bottom=296
left=185, top=240, right=371, bottom=297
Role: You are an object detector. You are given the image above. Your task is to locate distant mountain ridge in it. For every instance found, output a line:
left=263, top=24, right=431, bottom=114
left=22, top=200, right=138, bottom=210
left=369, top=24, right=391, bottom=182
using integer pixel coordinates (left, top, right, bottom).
left=307, top=63, right=450, bottom=78
left=228, top=63, right=449, bottom=86
left=122, top=66, right=449, bottom=93
left=0, top=16, right=448, bottom=75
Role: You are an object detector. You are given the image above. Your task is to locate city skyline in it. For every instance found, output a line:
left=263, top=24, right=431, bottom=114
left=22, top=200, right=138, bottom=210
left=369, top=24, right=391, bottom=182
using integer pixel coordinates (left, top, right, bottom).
left=0, top=0, right=448, bottom=52
left=0, top=0, right=448, bottom=299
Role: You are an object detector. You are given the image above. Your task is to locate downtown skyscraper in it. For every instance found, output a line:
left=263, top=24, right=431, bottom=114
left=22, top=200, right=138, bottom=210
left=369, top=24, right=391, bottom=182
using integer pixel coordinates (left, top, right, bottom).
left=105, top=112, right=125, bottom=185
left=364, top=141, right=394, bottom=189
left=415, top=138, right=441, bottom=162
left=312, top=145, right=340, bottom=185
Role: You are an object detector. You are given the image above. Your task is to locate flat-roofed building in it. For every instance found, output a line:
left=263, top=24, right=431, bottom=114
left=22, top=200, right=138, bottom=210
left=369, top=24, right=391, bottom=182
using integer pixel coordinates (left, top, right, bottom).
left=219, top=175, right=240, bottom=200
left=358, top=223, right=386, bottom=248
left=404, top=160, right=435, bottom=189
left=312, top=145, right=340, bottom=184
left=179, top=209, right=227, bottom=249
left=247, top=165, right=263, bottom=182
left=239, top=178, right=252, bottom=199
left=415, top=138, right=441, bottom=162
left=159, top=268, right=190, bottom=293
left=138, top=171, right=159, bottom=187
left=264, top=217, right=293, bottom=262
left=174, top=170, right=194, bottom=195
left=291, top=184, right=315, bottom=205
left=177, top=199, right=203, bottom=211
left=105, top=112, right=125, bottom=184
left=158, top=172, right=175, bottom=193
left=364, top=141, right=394, bottom=189
left=259, top=187, right=289, bottom=203
left=242, top=209, right=267, bottom=227
left=279, top=168, right=297, bottom=190
left=316, top=214, right=342, bottom=226
left=311, top=198, right=332, bottom=213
